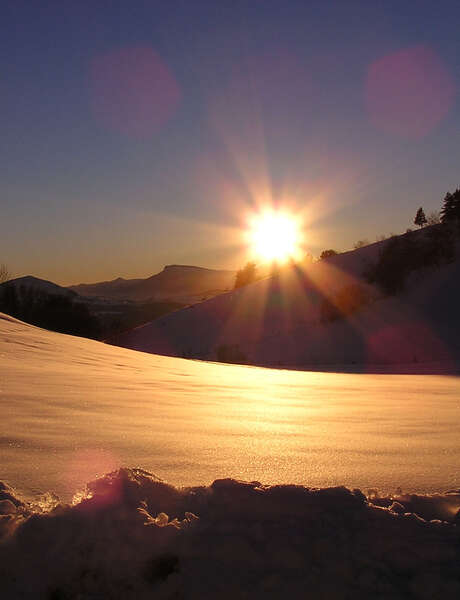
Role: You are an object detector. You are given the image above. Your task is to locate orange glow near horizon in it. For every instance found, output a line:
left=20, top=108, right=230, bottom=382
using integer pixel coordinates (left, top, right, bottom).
left=248, top=210, right=303, bottom=263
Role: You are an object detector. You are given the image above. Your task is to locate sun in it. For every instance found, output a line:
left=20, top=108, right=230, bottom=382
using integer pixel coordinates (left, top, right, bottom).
left=249, top=211, right=302, bottom=263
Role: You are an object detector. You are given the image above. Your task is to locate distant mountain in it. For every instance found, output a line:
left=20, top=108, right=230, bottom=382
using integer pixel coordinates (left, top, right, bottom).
left=69, top=265, right=236, bottom=303
left=111, top=229, right=460, bottom=368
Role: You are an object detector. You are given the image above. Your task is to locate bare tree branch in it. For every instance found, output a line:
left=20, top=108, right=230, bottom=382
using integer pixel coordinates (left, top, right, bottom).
left=0, top=263, right=11, bottom=284
left=426, top=211, right=441, bottom=226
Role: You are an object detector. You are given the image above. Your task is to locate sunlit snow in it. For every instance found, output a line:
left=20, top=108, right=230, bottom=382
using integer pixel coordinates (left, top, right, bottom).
left=2, top=312, right=459, bottom=502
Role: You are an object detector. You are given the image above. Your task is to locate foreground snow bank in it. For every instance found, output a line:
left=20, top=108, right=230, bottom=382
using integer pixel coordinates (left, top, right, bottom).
left=1, top=469, right=459, bottom=599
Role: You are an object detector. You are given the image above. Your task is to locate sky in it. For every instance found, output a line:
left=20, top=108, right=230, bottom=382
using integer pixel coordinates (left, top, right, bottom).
left=1, top=0, right=460, bottom=285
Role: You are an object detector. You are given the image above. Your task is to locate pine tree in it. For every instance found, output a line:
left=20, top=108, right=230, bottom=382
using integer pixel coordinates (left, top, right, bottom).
left=440, top=192, right=455, bottom=223
left=451, top=189, right=460, bottom=221
left=414, top=207, right=427, bottom=228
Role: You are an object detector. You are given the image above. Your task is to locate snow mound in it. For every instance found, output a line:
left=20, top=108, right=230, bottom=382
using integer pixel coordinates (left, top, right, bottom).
left=1, top=469, right=459, bottom=599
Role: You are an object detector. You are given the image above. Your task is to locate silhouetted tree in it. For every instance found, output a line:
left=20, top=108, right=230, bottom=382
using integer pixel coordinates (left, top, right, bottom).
left=365, top=236, right=416, bottom=294
left=0, top=286, right=101, bottom=338
left=366, top=227, right=455, bottom=295
left=440, top=189, right=460, bottom=224
left=414, top=207, right=427, bottom=228
left=441, top=192, right=454, bottom=223
left=354, top=239, right=369, bottom=249
left=234, top=262, right=257, bottom=289
left=0, top=284, right=18, bottom=315
left=424, top=224, right=455, bottom=266
left=320, top=249, right=338, bottom=260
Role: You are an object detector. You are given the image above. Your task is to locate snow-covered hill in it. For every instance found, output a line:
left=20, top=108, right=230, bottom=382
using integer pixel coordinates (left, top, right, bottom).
left=111, top=236, right=460, bottom=368
left=69, top=264, right=236, bottom=303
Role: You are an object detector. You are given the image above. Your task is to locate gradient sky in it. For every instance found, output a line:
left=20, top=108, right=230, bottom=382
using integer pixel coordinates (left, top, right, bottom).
left=2, top=0, right=460, bottom=285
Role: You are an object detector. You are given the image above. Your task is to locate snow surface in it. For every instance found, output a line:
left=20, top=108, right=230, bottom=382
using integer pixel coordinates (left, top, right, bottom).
left=1, top=312, right=459, bottom=503
left=2, top=313, right=460, bottom=598
left=1, top=468, right=460, bottom=599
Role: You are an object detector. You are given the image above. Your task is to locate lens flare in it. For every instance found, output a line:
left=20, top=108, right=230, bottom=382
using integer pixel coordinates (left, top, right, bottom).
left=90, top=45, right=181, bottom=138
left=365, top=45, right=455, bottom=139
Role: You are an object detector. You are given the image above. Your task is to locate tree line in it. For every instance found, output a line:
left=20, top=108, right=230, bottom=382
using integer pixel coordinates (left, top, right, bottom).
left=0, top=285, right=101, bottom=338
left=412, top=188, right=460, bottom=229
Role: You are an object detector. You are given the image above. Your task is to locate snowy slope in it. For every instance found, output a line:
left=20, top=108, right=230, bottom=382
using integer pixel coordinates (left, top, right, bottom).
left=2, top=313, right=460, bottom=598
left=111, top=240, right=460, bottom=367
left=2, top=312, right=460, bottom=501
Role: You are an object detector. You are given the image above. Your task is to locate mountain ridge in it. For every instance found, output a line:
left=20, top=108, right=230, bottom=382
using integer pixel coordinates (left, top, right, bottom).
left=68, top=264, right=236, bottom=302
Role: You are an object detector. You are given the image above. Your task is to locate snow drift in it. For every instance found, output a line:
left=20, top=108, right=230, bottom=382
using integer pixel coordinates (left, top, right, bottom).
left=1, top=468, right=460, bottom=599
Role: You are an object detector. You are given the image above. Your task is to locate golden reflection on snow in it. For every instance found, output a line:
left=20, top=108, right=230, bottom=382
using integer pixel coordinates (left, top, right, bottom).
left=2, top=314, right=460, bottom=501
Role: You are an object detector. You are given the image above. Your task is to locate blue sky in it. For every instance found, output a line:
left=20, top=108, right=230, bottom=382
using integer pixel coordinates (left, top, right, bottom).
left=2, top=0, right=459, bottom=283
